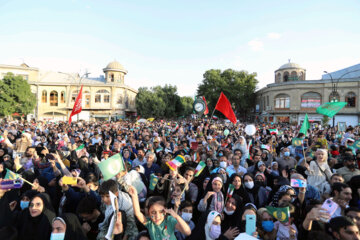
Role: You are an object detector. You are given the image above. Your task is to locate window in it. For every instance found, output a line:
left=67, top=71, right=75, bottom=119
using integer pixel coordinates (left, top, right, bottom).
left=117, top=95, right=123, bottom=104
left=50, top=91, right=58, bottom=106
left=95, top=89, right=110, bottom=103
left=110, top=74, right=114, bottom=82
left=289, top=71, right=298, bottom=81
left=71, top=90, right=79, bottom=103
left=283, top=71, right=289, bottom=82
left=42, top=90, right=47, bottom=103
left=276, top=73, right=281, bottom=83
left=61, top=91, right=65, bottom=103
left=346, top=92, right=356, bottom=108
left=266, top=96, right=269, bottom=106
left=275, top=94, right=290, bottom=109
left=329, top=92, right=340, bottom=102
left=301, top=92, right=321, bottom=109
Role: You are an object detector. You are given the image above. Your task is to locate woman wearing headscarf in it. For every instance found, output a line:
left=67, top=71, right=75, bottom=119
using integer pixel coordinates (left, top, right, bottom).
left=305, top=149, right=332, bottom=193
left=227, top=173, right=250, bottom=204
left=221, top=194, right=243, bottom=232
left=243, top=173, right=268, bottom=208
left=51, top=213, right=88, bottom=240
left=198, top=175, right=225, bottom=213
left=14, top=193, right=56, bottom=240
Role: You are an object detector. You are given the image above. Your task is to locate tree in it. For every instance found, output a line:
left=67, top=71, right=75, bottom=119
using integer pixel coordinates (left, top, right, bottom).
left=0, top=73, right=36, bottom=117
left=180, top=96, right=194, bottom=116
left=197, top=69, right=258, bottom=120
left=135, top=85, right=190, bottom=118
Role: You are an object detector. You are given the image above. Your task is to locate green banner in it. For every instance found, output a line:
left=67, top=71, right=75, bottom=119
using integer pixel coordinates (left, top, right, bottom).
left=299, top=114, right=310, bottom=135
left=292, top=138, right=303, bottom=147
left=316, top=102, right=347, bottom=118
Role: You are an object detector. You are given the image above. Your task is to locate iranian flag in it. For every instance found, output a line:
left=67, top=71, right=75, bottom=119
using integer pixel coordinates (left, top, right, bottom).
left=68, top=85, right=83, bottom=125
left=247, top=139, right=252, bottom=160
left=269, top=129, right=278, bottom=135
left=194, top=161, right=206, bottom=177
left=227, top=184, right=235, bottom=198
left=166, top=155, right=186, bottom=171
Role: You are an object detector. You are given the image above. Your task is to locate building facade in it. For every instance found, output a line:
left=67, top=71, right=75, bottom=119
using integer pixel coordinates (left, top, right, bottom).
left=256, top=62, right=360, bottom=126
left=0, top=61, right=137, bottom=121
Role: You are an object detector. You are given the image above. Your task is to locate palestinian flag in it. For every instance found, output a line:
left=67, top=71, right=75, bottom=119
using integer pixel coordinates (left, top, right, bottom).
left=149, top=174, right=159, bottom=191
left=97, top=154, right=125, bottom=180
left=4, top=169, right=21, bottom=180
left=269, top=129, right=278, bottom=135
left=266, top=206, right=290, bottom=223
left=194, top=161, right=206, bottom=177
left=166, top=155, right=186, bottom=171
left=227, top=184, right=235, bottom=198
left=76, top=144, right=88, bottom=158
left=0, top=135, right=5, bottom=143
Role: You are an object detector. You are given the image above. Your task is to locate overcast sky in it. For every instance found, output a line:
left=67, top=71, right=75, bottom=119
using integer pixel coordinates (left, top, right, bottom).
left=1, top=0, right=360, bottom=96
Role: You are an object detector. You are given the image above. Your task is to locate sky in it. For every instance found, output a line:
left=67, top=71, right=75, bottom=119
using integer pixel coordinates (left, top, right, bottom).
left=1, top=0, right=360, bottom=96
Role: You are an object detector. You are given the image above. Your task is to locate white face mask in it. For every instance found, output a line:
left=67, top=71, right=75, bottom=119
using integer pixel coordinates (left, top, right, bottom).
left=219, top=161, right=227, bottom=169
left=245, top=181, right=254, bottom=189
left=50, top=233, right=65, bottom=240
left=224, top=207, right=235, bottom=215
left=181, top=212, right=192, bottom=222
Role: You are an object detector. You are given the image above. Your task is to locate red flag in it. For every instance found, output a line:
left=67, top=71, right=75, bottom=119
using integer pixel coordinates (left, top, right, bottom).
left=202, top=96, right=209, bottom=115
left=68, top=85, right=83, bottom=125
left=214, top=92, right=237, bottom=124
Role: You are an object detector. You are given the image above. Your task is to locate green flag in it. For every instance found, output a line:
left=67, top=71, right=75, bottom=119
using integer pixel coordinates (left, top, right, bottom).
left=266, top=206, right=290, bottom=223
left=316, top=102, right=347, bottom=118
left=354, top=140, right=360, bottom=150
left=149, top=174, right=159, bottom=191
left=4, top=168, right=21, bottom=180
left=292, top=138, right=303, bottom=147
left=97, top=154, right=125, bottom=180
left=299, top=114, right=310, bottom=135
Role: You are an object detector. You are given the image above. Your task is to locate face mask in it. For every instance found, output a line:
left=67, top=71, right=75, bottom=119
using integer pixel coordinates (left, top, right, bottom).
left=219, top=162, right=227, bottom=169
left=219, top=153, right=223, bottom=157
left=209, top=224, right=221, bottom=239
left=20, top=201, right=29, bottom=210
left=181, top=212, right=192, bottom=222
left=245, top=181, right=254, bottom=189
left=224, top=207, right=235, bottom=215
left=255, top=180, right=265, bottom=187
left=262, top=220, right=274, bottom=232
left=50, top=233, right=65, bottom=240
left=284, top=152, right=290, bottom=157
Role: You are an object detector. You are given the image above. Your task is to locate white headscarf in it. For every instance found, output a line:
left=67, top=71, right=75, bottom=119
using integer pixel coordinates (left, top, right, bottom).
left=205, top=211, right=221, bottom=240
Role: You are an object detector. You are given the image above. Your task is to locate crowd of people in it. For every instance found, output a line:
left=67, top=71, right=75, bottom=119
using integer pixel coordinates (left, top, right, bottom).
left=1, top=118, right=360, bottom=240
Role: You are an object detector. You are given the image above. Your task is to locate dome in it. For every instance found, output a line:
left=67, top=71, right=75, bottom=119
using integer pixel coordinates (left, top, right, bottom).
left=277, top=62, right=303, bottom=70
left=104, top=60, right=126, bottom=71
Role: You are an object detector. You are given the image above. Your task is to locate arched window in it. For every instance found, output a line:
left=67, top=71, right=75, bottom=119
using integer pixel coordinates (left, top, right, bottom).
left=42, top=90, right=47, bottom=103
left=290, top=71, right=298, bottom=81
left=283, top=71, right=289, bottom=82
left=346, top=92, right=356, bottom=108
left=301, top=92, right=321, bottom=109
left=299, top=71, right=305, bottom=80
left=61, top=91, right=65, bottom=103
left=95, top=89, right=110, bottom=103
left=276, top=73, right=281, bottom=83
left=117, top=95, right=123, bottom=104
left=110, top=74, right=114, bottom=82
left=50, top=91, right=58, bottom=106
left=274, top=94, right=290, bottom=109
left=329, top=92, right=340, bottom=102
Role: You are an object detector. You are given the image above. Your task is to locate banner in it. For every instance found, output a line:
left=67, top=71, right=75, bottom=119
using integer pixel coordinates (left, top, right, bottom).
left=316, top=102, right=347, bottom=118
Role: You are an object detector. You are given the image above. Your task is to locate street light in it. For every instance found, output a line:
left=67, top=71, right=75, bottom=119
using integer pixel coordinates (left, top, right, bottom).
left=323, top=69, right=360, bottom=128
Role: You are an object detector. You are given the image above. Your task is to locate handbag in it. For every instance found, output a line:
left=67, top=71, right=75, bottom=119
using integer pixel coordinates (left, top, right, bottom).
left=314, top=160, right=330, bottom=182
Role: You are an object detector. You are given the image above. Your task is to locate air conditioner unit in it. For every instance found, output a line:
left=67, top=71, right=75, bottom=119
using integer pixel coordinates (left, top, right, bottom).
left=266, top=106, right=272, bottom=111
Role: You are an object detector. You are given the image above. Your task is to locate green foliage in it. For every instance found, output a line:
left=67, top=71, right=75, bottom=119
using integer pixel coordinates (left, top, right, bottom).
left=180, top=96, right=194, bottom=116
left=136, top=85, right=192, bottom=118
left=197, top=69, right=258, bottom=119
left=0, top=73, right=36, bottom=117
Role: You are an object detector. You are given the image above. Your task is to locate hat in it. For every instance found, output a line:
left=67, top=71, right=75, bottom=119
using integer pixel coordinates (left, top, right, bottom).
left=255, top=172, right=266, bottom=181
left=257, top=161, right=265, bottom=168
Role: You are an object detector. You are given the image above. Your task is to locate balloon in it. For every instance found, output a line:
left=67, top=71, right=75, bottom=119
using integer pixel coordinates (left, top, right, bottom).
left=245, top=124, right=256, bottom=136
left=224, top=129, right=230, bottom=136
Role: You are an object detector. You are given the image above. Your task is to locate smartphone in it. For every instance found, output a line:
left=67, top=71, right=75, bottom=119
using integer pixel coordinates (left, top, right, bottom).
left=321, top=198, right=339, bottom=216
left=290, top=179, right=307, bottom=188
left=245, top=214, right=256, bottom=236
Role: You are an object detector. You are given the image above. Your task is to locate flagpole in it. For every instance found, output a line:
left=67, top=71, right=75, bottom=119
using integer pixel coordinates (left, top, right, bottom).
left=209, top=108, right=216, bottom=124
